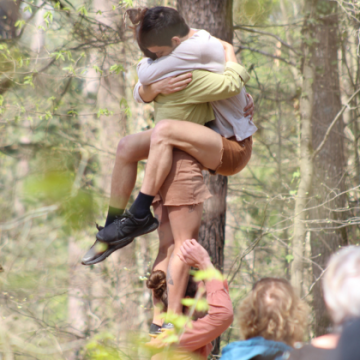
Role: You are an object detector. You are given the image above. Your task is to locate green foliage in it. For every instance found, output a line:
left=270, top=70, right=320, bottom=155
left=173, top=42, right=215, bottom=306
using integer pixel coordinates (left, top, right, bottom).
left=110, top=64, right=125, bottom=74
left=83, top=333, right=124, bottom=359
left=120, top=0, right=134, bottom=7
left=97, top=108, right=114, bottom=117
left=14, top=19, right=26, bottom=29
left=191, top=267, right=223, bottom=282
left=234, top=0, right=277, bottom=25
left=181, top=298, right=209, bottom=312
left=77, top=5, right=88, bottom=16
left=24, top=171, right=73, bottom=203
left=43, top=11, right=54, bottom=26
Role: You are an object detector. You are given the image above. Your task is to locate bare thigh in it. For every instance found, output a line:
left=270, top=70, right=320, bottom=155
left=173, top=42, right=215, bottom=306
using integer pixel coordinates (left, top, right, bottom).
left=119, top=129, right=153, bottom=162
left=154, top=120, right=223, bottom=171
left=167, top=203, right=203, bottom=244
left=152, top=201, right=174, bottom=272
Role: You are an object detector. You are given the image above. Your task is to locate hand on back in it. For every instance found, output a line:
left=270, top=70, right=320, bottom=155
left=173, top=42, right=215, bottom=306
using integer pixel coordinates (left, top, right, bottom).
left=244, top=93, right=254, bottom=120
left=154, top=72, right=192, bottom=95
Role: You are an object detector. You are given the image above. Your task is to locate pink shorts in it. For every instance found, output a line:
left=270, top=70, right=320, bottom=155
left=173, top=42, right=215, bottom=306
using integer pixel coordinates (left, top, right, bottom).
left=153, top=149, right=212, bottom=207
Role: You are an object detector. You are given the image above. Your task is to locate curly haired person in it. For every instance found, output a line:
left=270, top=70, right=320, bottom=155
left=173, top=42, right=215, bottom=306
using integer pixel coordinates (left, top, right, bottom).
left=221, top=277, right=309, bottom=360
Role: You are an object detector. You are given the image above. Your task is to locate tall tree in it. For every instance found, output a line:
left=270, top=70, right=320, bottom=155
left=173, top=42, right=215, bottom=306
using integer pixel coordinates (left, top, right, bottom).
left=177, top=0, right=234, bottom=354
left=309, top=0, right=348, bottom=335
left=291, top=0, right=349, bottom=335
left=290, top=0, right=316, bottom=297
left=177, top=0, right=233, bottom=272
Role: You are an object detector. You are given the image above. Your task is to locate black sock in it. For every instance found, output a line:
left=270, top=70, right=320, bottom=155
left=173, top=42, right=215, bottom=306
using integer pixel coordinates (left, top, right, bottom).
left=129, top=192, right=155, bottom=218
left=105, top=206, right=124, bottom=227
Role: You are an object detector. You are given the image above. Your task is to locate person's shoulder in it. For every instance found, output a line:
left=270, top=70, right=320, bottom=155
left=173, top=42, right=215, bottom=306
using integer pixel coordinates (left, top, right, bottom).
left=288, top=343, right=336, bottom=360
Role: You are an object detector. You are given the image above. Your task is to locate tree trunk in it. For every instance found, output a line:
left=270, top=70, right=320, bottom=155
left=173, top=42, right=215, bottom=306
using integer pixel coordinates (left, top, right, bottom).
left=177, top=0, right=233, bottom=271
left=309, top=1, right=348, bottom=336
left=290, top=0, right=316, bottom=296
left=177, top=0, right=233, bottom=354
left=0, top=0, right=20, bottom=39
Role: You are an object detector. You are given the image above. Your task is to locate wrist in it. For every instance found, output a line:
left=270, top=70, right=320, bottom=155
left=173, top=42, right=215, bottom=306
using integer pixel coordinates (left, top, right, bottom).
left=150, top=82, right=162, bottom=96
left=198, top=257, right=212, bottom=270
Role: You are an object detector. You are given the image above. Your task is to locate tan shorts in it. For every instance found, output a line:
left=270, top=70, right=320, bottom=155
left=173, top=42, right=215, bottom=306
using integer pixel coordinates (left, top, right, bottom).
left=153, top=149, right=212, bottom=207
left=211, top=136, right=253, bottom=176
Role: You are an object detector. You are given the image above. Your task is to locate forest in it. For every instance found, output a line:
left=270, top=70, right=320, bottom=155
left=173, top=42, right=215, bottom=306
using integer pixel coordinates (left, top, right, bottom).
left=1, top=0, right=360, bottom=358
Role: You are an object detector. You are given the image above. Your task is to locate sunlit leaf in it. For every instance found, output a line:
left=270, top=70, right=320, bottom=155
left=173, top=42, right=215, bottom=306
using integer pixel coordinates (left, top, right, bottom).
left=191, top=268, right=223, bottom=282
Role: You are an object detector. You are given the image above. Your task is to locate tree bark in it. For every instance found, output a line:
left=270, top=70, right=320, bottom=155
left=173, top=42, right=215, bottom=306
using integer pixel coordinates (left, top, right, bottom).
left=0, top=0, right=20, bottom=39
left=177, top=0, right=233, bottom=271
left=290, top=0, right=316, bottom=297
left=309, top=1, right=348, bottom=336
left=177, top=0, right=233, bottom=354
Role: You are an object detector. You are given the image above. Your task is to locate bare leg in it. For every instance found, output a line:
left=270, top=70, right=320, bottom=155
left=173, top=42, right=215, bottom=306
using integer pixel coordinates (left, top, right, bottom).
left=151, top=201, right=174, bottom=325
left=141, top=120, right=222, bottom=196
left=109, top=130, right=152, bottom=209
left=166, top=203, right=203, bottom=315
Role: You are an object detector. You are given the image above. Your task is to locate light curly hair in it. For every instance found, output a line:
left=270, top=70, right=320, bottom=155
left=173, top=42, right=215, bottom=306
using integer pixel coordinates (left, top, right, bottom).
left=238, top=277, right=309, bottom=346
left=323, top=246, right=360, bottom=325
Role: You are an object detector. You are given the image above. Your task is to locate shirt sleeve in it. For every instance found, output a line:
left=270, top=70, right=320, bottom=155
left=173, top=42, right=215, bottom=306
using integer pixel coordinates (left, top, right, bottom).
left=133, top=80, right=147, bottom=104
left=183, top=62, right=250, bottom=104
left=137, top=55, right=197, bottom=85
left=178, top=279, right=234, bottom=352
left=136, top=32, right=225, bottom=85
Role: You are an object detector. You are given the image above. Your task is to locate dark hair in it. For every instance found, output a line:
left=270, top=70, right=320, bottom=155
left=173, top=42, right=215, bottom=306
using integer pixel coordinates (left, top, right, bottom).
left=146, top=270, right=168, bottom=311
left=126, top=7, right=189, bottom=59
left=146, top=270, right=198, bottom=311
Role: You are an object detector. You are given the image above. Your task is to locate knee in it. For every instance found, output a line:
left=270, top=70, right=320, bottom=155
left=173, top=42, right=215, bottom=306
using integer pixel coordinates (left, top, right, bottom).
left=116, top=136, right=133, bottom=160
left=151, top=120, right=173, bottom=146
left=158, top=242, right=174, bottom=257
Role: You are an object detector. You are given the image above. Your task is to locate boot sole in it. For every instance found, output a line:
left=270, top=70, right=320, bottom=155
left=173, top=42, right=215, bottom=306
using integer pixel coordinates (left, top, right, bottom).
left=81, top=237, right=134, bottom=265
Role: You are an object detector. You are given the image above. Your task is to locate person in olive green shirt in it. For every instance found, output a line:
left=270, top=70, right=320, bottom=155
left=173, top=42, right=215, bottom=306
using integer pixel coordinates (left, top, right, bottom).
left=152, top=61, right=249, bottom=126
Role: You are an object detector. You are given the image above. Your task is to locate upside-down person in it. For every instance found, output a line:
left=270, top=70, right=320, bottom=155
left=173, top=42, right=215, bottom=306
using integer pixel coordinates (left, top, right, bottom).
left=146, top=240, right=233, bottom=360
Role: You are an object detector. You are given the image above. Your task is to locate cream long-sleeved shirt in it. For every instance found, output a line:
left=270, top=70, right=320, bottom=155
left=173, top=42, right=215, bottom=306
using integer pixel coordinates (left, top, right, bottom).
left=133, top=29, right=257, bottom=141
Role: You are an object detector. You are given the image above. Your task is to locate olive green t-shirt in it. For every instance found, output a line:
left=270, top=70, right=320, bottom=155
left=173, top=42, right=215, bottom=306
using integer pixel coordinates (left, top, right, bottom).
left=153, top=62, right=250, bottom=125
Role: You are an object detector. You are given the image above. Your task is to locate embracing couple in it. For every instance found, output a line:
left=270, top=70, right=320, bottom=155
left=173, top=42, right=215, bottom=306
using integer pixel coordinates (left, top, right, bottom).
left=82, top=5, right=256, bottom=342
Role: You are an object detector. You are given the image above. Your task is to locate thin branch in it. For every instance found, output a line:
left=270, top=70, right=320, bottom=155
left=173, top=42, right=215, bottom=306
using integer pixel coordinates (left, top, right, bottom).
left=0, top=205, right=58, bottom=230
left=312, top=88, right=360, bottom=159
left=302, top=268, right=327, bottom=299
left=235, top=26, right=301, bottom=55
left=236, top=46, right=296, bottom=67
left=233, top=20, right=304, bottom=28
left=227, top=204, right=268, bottom=285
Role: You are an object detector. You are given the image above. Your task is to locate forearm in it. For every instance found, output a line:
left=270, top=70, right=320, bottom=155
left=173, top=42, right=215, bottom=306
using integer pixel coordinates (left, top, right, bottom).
left=138, top=83, right=160, bottom=103
left=179, top=281, right=233, bottom=351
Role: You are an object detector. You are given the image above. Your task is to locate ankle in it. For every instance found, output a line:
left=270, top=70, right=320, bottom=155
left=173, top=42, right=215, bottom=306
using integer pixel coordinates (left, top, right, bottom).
left=105, top=206, right=124, bottom=227
left=129, top=192, right=154, bottom=219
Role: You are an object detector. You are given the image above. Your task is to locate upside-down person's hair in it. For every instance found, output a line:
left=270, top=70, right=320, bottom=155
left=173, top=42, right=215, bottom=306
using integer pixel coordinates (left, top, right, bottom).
left=126, top=6, right=189, bottom=60
left=146, top=270, right=168, bottom=311
left=146, top=270, right=198, bottom=312
left=238, top=277, right=309, bottom=346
